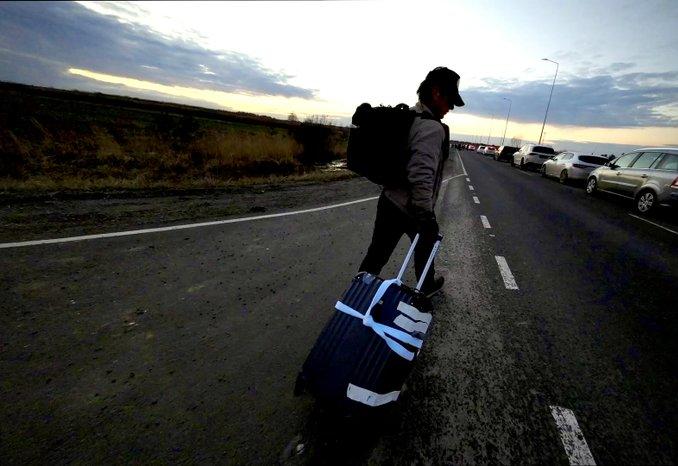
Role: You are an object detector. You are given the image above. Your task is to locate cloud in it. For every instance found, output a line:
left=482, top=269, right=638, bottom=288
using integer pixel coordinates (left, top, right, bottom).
left=0, top=2, right=314, bottom=99
left=607, top=62, right=635, bottom=72
left=459, top=70, right=678, bottom=128
left=542, top=139, right=644, bottom=155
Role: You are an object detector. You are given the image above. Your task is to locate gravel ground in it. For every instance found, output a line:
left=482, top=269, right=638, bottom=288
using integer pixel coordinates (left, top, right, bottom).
left=0, top=176, right=382, bottom=243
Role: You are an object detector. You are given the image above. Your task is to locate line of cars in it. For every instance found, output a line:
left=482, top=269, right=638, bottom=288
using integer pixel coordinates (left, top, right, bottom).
left=467, top=144, right=499, bottom=157
left=463, top=143, right=678, bottom=215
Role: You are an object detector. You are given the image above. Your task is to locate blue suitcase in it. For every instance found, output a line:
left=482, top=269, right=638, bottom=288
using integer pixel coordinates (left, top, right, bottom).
left=295, top=233, right=442, bottom=410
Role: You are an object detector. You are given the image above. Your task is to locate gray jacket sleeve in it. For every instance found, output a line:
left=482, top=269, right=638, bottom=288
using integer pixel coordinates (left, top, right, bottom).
left=406, top=118, right=445, bottom=213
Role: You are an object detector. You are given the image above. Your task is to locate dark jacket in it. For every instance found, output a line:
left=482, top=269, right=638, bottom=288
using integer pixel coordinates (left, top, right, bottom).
left=383, top=102, right=449, bottom=217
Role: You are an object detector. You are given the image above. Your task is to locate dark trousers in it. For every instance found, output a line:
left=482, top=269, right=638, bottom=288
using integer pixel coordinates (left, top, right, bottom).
left=359, top=193, right=436, bottom=288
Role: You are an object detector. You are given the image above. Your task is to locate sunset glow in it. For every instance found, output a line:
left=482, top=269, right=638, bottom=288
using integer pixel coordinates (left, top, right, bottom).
left=2, top=1, right=676, bottom=154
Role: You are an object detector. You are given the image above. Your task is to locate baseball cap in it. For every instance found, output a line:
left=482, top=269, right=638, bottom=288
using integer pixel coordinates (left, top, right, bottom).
left=426, top=66, right=465, bottom=107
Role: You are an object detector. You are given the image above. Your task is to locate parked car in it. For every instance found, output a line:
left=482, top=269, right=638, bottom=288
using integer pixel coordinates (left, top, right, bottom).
left=512, top=144, right=556, bottom=169
left=541, top=152, right=608, bottom=184
left=483, top=146, right=498, bottom=157
left=585, top=148, right=678, bottom=214
left=467, top=144, right=476, bottom=151
left=476, top=145, right=486, bottom=154
left=494, top=145, right=519, bottom=162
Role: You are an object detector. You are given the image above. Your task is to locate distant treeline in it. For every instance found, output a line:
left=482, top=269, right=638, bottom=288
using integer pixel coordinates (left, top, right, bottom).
left=0, top=82, right=349, bottom=190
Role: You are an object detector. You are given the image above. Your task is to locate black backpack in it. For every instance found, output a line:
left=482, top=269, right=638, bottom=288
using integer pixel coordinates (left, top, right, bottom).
left=346, top=103, right=447, bottom=187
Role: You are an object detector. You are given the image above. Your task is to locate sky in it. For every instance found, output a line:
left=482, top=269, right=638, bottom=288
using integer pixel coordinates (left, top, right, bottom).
left=1, top=0, right=677, bottom=155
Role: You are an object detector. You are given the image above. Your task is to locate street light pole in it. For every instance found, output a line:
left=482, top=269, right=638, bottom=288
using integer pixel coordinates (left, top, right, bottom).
left=501, top=97, right=512, bottom=146
left=539, top=58, right=559, bottom=145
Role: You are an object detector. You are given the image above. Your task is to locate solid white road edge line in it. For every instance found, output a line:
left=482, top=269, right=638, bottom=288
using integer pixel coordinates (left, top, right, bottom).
left=458, top=151, right=468, bottom=175
left=473, top=196, right=480, bottom=204
left=0, top=173, right=469, bottom=249
left=628, top=214, right=678, bottom=236
left=550, top=405, right=597, bottom=465
left=494, top=256, right=518, bottom=289
left=480, top=215, right=491, bottom=229
left=0, top=197, right=378, bottom=249
left=443, top=173, right=467, bottom=183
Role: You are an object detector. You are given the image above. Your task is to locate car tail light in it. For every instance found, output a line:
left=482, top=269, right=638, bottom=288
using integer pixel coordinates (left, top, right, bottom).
left=672, top=176, right=678, bottom=187
left=573, top=163, right=588, bottom=169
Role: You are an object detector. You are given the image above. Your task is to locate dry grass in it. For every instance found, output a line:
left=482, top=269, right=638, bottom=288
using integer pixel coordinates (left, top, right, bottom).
left=190, top=130, right=301, bottom=177
left=0, top=170, right=356, bottom=194
left=0, top=121, right=347, bottom=192
left=0, top=84, right=349, bottom=194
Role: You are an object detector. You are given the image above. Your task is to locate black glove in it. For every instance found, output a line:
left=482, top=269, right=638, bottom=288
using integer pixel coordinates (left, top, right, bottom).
left=414, top=209, right=439, bottom=239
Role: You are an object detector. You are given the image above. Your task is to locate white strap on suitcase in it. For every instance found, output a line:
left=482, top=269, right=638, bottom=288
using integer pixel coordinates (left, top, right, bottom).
left=334, top=233, right=443, bottom=361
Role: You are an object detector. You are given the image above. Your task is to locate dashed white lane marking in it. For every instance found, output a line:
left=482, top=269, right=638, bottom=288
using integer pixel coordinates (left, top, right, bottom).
left=468, top=185, right=475, bottom=191
left=465, top=177, right=470, bottom=182
left=628, top=214, right=678, bottom=236
left=480, top=215, right=491, bottom=228
left=550, top=406, right=596, bottom=465
left=473, top=196, right=480, bottom=204
left=494, top=256, right=518, bottom=289
left=0, top=173, right=469, bottom=249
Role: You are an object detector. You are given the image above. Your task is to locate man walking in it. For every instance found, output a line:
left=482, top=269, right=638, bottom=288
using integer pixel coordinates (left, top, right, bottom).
left=359, top=66, right=464, bottom=298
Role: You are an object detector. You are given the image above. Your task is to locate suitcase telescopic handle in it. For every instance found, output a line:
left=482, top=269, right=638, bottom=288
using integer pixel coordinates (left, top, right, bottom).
left=395, top=233, right=444, bottom=291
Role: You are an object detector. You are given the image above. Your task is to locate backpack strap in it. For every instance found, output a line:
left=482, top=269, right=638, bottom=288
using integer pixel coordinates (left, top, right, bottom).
left=441, top=122, right=450, bottom=160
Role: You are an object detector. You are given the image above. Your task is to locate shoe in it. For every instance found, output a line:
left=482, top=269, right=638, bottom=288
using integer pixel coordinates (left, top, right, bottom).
left=421, top=276, right=444, bottom=298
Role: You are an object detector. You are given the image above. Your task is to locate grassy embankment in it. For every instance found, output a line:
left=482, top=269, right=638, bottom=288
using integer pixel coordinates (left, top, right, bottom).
left=0, top=82, right=353, bottom=194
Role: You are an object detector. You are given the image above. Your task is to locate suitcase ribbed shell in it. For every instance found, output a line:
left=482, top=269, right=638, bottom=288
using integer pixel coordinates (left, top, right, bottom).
left=297, top=272, right=427, bottom=410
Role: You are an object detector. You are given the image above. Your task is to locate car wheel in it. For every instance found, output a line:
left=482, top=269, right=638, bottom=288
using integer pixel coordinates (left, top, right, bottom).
left=635, top=189, right=657, bottom=214
left=520, top=159, right=525, bottom=170
left=586, top=177, right=597, bottom=195
left=559, top=170, right=568, bottom=184
left=540, top=166, right=546, bottom=177
left=510, top=159, right=515, bottom=167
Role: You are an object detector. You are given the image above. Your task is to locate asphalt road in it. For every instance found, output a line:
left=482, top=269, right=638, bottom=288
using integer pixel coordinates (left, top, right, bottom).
left=1, top=150, right=676, bottom=464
